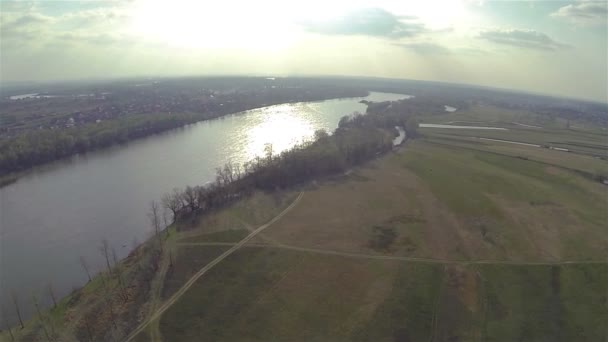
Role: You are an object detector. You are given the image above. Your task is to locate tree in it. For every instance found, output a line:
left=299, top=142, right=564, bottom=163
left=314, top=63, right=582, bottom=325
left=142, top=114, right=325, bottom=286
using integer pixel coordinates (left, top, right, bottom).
left=182, top=186, right=198, bottom=212
left=162, top=207, right=170, bottom=238
left=404, top=117, right=419, bottom=138
left=112, top=248, right=128, bottom=301
left=2, top=306, right=15, bottom=341
left=148, top=200, right=163, bottom=252
left=314, top=129, right=329, bottom=141
left=79, top=256, right=92, bottom=282
left=161, top=188, right=183, bottom=223
left=47, top=282, right=57, bottom=308
left=11, top=291, right=24, bottom=329
left=338, top=115, right=351, bottom=129
left=99, top=239, right=112, bottom=275
left=32, top=295, right=52, bottom=342
left=264, top=143, right=274, bottom=161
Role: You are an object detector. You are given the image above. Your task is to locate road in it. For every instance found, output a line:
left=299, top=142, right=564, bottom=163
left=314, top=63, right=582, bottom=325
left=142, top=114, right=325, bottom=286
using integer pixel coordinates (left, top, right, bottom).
left=124, top=192, right=304, bottom=341
left=176, top=242, right=608, bottom=266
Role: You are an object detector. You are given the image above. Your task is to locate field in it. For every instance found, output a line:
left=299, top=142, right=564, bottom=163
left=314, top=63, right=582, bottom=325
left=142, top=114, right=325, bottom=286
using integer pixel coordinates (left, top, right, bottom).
left=156, top=248, right=607, bottom=341
left=150, top=105, right=607, bottom=341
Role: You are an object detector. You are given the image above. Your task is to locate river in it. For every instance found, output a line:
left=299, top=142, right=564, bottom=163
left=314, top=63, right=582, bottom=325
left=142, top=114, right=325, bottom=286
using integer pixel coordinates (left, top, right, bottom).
left=0, top=92, right=408, bottom=325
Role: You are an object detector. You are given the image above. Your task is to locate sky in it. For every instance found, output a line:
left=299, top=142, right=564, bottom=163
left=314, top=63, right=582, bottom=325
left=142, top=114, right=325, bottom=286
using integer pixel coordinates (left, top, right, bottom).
left=1, top=0, right=607, bottom=102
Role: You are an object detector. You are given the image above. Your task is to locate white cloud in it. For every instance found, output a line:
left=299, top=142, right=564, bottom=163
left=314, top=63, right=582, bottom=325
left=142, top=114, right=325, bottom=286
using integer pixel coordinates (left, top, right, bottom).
left=300, top=8, right=428, bottom=39
left=478, top=28, right=570, bottom=51
left=551, top=0, right=607, bottom=25
left=397, top=42, right=451, bottom=54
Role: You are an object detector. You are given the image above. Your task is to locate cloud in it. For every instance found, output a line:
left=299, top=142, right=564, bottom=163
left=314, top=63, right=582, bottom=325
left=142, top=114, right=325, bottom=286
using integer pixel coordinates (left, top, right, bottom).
left=397, top=42, right=451, bottom=54
left=1, top=12, right=55, bottom=31
left=0, top=1, right=37, bottom=13
left=61, top=7, right=130, bottom=25
left=0, top=3, right=132, bottom=47
left=301, top=8, right=427, bottom=39
left=11, top=12, right=54, bottom=26
left=56, top=32, right=129, bottom=45
left=0, top=12, right=55, bottom=44
left=551, top=0, right=607, bottom=25
left=478, top=28, right=569, bottom=51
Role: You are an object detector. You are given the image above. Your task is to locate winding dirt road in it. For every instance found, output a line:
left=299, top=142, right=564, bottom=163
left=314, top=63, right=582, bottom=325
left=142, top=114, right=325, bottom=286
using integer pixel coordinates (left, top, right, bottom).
left=124, top=192, right=304, bottom=341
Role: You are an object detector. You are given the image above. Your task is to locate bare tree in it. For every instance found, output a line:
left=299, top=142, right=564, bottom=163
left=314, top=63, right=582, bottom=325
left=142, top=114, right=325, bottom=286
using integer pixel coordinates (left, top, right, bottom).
left=161, top=189, right=183, bottom=223
left=112, top=248, right=128, bottom=301
left=10, top=291, right=24, bottom=329
left=162, top=207, right=170, bottom=238
left=2, top=306, right=15, bottom=341
left=111, top=247, right=119, bottom=267
left=79, top=256, right=92, bottom=282
left=182, top=186, right=198, bottom=212
left=47, top=282, right=57, bottom=308
left=32, top=295, right=52, bottom=341
left=99, top=239, right=112, bottom=275
left=264, top=143, right=274, bottom=161
left=148, top=200, right=163, bottom=252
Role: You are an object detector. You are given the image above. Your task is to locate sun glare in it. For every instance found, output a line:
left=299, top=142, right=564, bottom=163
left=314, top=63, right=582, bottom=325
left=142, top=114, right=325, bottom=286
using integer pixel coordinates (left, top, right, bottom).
left=128, top=0, right=470, bottom=49
left=245, top=106, right=315, bottom=159
left=129, top=0, right=299, bottom=49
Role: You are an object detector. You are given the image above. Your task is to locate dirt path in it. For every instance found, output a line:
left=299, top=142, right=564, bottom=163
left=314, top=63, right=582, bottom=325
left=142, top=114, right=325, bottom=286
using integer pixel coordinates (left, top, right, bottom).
left=124, top=192, right=304, bottom=342
left=146, top=240, right=176, bottom=342
left=176, top=241, right=608, bottom=266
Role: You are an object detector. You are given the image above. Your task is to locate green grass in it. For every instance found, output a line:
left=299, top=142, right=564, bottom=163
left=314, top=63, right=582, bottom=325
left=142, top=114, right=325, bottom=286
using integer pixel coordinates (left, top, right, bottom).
left=352, top=263, right=444, bottom=342
left=161, top=246, right=230, bottom=300
left=479, top=264, right=608, bottom=342
left=158, top=245, right=608, bottom=342
left=399, top=140, right=607, bottom=260
left=402, top=144, right=506, bottom=218
left=159, top=248, right=300, bottom=341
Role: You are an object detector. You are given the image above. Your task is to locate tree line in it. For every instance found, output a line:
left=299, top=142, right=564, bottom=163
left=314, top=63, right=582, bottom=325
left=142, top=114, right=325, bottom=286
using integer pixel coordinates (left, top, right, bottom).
left=0, top=112, right=199, bottom=177
left=160, top=106, right=418, bottom=225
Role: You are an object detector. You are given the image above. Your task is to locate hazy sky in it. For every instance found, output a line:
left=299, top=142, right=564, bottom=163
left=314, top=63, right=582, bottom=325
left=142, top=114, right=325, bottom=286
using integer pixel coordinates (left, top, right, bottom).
left=1, top=0, right=607, bottom=101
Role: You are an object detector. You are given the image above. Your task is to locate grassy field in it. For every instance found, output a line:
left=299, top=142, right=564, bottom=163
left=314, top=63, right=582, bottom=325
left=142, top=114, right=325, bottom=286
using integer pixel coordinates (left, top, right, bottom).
left=158, top=247, right=607, bottom=341
left=418, top=104, right=607, bottom=158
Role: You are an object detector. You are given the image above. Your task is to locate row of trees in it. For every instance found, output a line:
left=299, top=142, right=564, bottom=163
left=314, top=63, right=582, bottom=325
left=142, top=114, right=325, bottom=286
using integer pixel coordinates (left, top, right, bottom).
left=0, top=112, right=199, bottom=176
left=159, top=108, right=415, bottom=225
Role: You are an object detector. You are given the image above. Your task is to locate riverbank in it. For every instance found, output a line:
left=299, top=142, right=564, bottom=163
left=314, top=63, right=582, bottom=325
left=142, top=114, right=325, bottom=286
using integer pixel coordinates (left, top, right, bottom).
left=0, top=172, right=18, bottom=187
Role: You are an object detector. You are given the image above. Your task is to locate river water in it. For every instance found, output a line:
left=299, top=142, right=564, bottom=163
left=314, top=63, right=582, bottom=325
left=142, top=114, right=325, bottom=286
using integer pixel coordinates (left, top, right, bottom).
left=0, top=92, right=408, bottom=325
